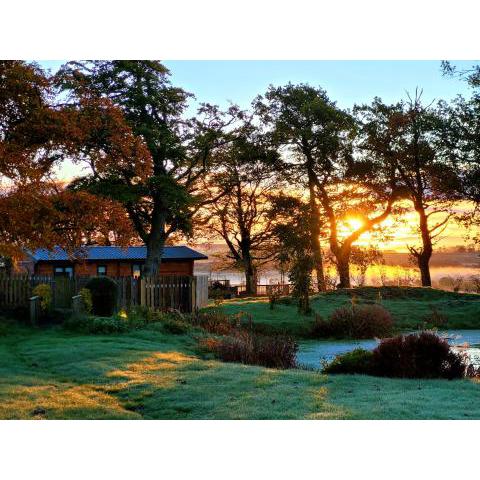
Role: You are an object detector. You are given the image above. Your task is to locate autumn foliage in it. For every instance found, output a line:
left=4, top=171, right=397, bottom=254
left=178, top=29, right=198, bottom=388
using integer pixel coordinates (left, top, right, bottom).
left=0, top=61, right=143, bottom=260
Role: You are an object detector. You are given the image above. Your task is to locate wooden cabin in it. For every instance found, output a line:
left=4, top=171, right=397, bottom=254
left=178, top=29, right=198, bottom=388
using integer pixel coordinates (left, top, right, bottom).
left=26, top=245, right=208, bottom=278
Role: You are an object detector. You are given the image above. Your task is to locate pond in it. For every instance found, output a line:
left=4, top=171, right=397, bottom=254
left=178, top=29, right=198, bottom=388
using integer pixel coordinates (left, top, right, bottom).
left=297, top=330, right=480, bottom=370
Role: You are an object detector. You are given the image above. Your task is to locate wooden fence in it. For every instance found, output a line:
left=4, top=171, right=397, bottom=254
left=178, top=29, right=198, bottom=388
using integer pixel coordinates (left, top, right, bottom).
left=0, top=273, right=209, bottom=313
left=194, top=275, right=209, bottom=308
left=235, top=283, right=292, bottom=296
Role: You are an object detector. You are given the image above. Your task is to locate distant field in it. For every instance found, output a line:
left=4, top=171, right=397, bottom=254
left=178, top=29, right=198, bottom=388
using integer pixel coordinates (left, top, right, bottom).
left=195, top=251, right=480, bottom=284
left=215, top=287, right=480, bottom=337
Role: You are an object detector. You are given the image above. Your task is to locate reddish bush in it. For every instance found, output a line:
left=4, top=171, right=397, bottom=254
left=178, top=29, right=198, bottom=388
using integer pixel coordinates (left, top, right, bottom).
left=206, top=331, right=298, bottom=369
left=188, top=309, right=238, bottom=335
left=311, top=304, right=394, bottom=339
left=372, top=331, right=472, bottom=379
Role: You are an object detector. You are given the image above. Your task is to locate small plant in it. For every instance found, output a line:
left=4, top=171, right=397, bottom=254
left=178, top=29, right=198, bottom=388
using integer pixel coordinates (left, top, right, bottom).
left=422, top=306, right=448, bottom=328
left=79, top=288, right=93, bottom=314
left=372, top=331, right=472, bottom=379
left=85, top=277, right=118, bottom=316
left=311, top=304, right=394, bottom=339
left=161, top=317, right=190, bottom=335
left=323, top=348, right=374, bottom=375
left=32, top=283, right=52, bottom=312
left=267, top=285, right=284, bottom=310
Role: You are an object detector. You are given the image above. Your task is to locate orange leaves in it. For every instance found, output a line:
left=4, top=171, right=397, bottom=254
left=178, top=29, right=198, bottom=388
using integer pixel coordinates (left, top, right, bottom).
left=66, top=97, right=153, bottom=182
left=0, top=183, right=136, bottom=260
left=1, top=61, right=146, bottom=259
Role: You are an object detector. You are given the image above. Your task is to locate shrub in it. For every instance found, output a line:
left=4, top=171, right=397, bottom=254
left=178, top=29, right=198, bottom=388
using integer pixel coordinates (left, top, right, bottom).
left=372, top=331, right=472, bottom=379
left=323, top=348, right=374, bottom=375
left=79, top=288, right=93, bottom=314
left=161, top=317, right=190, bottom=335
left=275, top=296, right=294, bottom=306
left=311, top=304, right=394, bottom=339
left=32, top=283, right=52, bottom=312
left=209, top=281, right=234, bottom=300
left=188, top=309, right=238, bottom=335
left=64, top=314, right=128, bottom=334
left=0, top=317, right=12, bottom=336
left=85, top=277, right=118, bottom=316
left=205, top=331, right=298, bottom=369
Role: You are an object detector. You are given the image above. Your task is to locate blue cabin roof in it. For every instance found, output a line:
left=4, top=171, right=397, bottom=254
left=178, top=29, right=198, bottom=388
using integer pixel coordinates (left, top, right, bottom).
left=30, top=245, right=208, bottom=262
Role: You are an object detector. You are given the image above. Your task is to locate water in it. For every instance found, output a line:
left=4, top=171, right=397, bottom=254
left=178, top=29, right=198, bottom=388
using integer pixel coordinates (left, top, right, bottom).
left=297, top=330, right=480, bottom=370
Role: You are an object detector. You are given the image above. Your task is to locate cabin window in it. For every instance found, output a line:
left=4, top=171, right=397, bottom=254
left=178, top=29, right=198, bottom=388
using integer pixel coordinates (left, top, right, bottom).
left=97, top=265, right=107, bottom=276
left=132, top=264, right=141, bottom=278
left=54, top=266, right=73, bottom=278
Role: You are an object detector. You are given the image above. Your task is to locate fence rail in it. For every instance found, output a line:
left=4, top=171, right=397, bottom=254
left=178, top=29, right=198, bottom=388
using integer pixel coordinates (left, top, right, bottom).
left=0, top=274, right=208, bottom=313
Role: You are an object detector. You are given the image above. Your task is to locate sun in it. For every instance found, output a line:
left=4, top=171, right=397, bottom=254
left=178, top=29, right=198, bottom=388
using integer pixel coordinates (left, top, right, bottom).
left=346, top=217, right=365, bottom=231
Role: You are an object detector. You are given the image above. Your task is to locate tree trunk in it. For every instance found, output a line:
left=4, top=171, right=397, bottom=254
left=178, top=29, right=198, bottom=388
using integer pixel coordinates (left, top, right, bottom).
left=143, top=203, right=166, bottom=276
left=336, top=254, right=351, bottom=289
left=244, top=259, right=257, bottom=295
left=417, top=254, right=432, bottom=287
left=307, top=169, right=326, bottom=292
left=416, top=205, right=433, bottom=287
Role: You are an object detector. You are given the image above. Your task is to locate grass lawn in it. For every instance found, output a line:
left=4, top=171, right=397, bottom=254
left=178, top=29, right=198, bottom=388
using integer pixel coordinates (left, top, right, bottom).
left=1, top=322, right=480, bottom=419
left=216, top=286, right=480, bottom=337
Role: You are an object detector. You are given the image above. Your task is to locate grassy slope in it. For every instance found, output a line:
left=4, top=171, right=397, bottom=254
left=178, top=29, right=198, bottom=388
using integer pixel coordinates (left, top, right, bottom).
left=1, top=323, right=480, bottom=419
left=216, top=287, right=480, bottom=336
left=0, top=326, right=342, bottom=420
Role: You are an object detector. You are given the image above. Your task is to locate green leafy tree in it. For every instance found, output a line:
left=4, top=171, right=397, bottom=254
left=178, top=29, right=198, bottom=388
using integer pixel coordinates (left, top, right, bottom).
left=356, top=92, right=461, bottom=286
left=56, top=61, right=230, bottom=274
left=257, top=84, right=401, bottom=289
left=441, top=62, right=480, bottom=245
left=270, top=194, right=314, bottom=314
left=200, top=122, right=280, bottom=294
left=255, top=84, right=354, bottom=291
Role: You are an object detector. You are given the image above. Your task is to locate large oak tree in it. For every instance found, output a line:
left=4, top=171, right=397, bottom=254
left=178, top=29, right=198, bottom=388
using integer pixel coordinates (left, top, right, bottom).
left=56, top=61, right=231, bottom=274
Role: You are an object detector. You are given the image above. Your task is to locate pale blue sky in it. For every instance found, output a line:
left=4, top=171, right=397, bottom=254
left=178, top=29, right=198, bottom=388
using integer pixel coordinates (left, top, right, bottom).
left=39, top=60, right=476, bottom=112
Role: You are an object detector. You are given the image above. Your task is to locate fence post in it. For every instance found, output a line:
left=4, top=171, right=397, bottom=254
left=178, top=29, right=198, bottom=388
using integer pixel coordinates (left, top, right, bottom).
left=29, top=296, right=40, bottom=325
left=191, top=276, right=196, bottom=313
left=72, top=295, right=84, bottom=315
left=140, top=278, right=146, bottom=307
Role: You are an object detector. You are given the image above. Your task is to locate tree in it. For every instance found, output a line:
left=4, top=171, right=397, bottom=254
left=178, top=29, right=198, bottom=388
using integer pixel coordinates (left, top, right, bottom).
left=349, top=245, right=384, bottom=287
left=0, top=61, right=134, bottom=261
left=56, top=61, right=230, bottom=274
left=440, top=63, right=480, bottom=245
left=270, top=194, right=315, bottom=314
left=356, top=93, right=461, bottom=286
left=257, top=84, right=402, bottom=289
left=200, top=126, right=279, bottom=294
left=255, top=84, right=355, bottom=291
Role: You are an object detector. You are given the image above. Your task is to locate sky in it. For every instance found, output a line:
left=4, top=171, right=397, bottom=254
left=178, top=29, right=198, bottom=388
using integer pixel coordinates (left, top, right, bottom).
left=39, top=60, right=478, bottom=251
left=40, top=60, right=475, bottom=113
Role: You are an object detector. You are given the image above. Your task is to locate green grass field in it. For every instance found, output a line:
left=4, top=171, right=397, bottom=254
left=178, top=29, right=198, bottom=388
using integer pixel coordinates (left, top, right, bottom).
left=216, top=287, right=480, bottom=337
left=1, top=320, right=480, bottom=419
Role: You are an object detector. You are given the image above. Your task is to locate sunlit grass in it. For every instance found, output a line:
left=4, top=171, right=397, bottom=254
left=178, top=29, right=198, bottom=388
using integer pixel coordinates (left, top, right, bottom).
left=0, top=326, right=343, bottom=419
left=216, top=287, right=480, bottom=335
left=1, top=312, right=480, bottom=419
